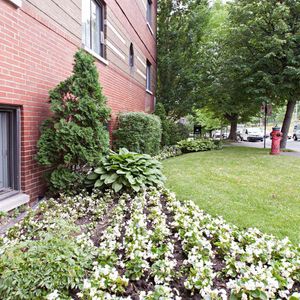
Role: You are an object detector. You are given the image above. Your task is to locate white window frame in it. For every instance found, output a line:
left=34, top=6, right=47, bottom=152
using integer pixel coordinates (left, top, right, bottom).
left=82, top=0, right=106, bottom=59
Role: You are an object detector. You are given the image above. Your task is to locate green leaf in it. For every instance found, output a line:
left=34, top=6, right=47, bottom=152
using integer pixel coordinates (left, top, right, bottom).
left=230, top=293, right=239, bottom=300
left=94, top=167, right=105, bottom=174
left=104, top=173, right=118, bottom=184
left=86, top=173, right=98, bottom=180
left=112, top=181, right=123, bottom=192
left=94, top=179, right=104, bottom=188
left=132, top=184, right=141, bottom=192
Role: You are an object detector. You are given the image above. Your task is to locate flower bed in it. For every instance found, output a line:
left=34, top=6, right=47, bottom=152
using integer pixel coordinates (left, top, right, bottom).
left=0, top=189, right=300, bottom=299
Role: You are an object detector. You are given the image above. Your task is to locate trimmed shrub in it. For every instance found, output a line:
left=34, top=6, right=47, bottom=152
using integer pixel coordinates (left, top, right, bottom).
left=85, top=148, right=165, bottom=193
left=0, top=227, right=94, bottom=299
left=168, top=122, right=190, bottom=145
left=114, top=112, right=162, bottom=155
left=36, top=50, right=110, bottom=194
left=177, top=138, right=221, bottom=153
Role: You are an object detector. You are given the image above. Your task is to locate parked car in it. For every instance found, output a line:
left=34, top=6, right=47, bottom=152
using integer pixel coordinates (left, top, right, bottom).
left=293, top=124, right=300, bottom=141
left=213, top=130, right=228, bottom=140
left=240, top=127, right=264, bottom=142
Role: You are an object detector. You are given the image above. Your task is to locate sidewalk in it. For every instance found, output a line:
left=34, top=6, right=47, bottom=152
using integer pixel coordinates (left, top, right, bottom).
left=230, top=140, right=300, bottom=157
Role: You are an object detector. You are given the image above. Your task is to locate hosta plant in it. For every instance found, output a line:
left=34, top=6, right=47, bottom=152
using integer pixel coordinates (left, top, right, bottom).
left=177, top=138, right=218, bottom=153
left=86, top=148, right=165, bottom=192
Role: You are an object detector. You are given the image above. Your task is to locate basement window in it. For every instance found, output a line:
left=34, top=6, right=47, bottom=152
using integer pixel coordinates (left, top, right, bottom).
left=82, top=0, right=106, bottom=58
left=0, top=106, right=20, bottom=200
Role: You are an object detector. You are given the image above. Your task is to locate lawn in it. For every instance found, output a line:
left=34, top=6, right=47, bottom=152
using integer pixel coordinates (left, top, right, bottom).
left=162, top=146, right=300, bottom=243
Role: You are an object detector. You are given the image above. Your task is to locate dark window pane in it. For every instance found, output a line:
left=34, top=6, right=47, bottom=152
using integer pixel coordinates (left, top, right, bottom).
left=146, top=60, right=151, bottom=90
left=0, top=112, right=9, bottom=190
left=129, top=43, right=134, bottom=67
left=147, top=0, right=152, bottom=25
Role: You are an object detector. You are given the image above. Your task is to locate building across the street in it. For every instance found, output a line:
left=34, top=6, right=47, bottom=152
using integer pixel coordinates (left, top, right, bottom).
left=0, top=0, right=157, bottom=211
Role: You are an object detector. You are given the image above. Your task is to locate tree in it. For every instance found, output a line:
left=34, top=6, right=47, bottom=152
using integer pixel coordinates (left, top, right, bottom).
left=197, top=1, right=262, bottom=140
left=227, top=0, right=300, bottom=148
left=37, top=50, right=111, bottom=194
left=193, top=108, right=222, bottom=136
left=157, top=0, right=209, bottom=119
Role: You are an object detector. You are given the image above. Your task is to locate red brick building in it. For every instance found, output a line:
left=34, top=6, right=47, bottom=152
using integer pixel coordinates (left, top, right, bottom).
left=0, top=0, right=157, bottom=211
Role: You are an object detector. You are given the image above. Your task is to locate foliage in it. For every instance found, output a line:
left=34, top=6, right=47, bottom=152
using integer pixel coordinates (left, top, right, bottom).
left=85, top=148, right=165, bottom=193
left=154, top=102, right=171, bottom=146
left=169, top=122, right=191, bottom=145
left=198, top=1, right=263, bottom=140
left=193, top=108, right=222, bottom=133
left=154, top=145, right=182, bottom=161
left=177, top=138, right=220, bottom=153
left=1, top=186, right=300, bottom=298
left=157, top=0, right=210, bottom=118
left=212, top=139, right=223, bottom=150
left=0, top=224, right=94, bottom=299
left=36, top=49, right=110, bottom=194
left=226, top=0, right=300, bottom=147
left=163, top=146, right=300, bottom=243
left=114, top=112, right=162, bottom=155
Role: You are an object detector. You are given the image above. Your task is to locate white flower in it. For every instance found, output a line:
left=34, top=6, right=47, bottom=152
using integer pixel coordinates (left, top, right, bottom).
left=46, top=290, right=59, bottom=300
left=83, top=279, right=91, bottom=290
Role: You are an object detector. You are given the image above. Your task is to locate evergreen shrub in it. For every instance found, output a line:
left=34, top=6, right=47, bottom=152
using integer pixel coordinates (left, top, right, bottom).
left=36, top=50, right=110, bottom=194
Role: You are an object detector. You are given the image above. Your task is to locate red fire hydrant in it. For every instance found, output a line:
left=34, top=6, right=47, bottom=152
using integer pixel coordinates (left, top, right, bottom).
left=270, top=126, right=283, bottom=155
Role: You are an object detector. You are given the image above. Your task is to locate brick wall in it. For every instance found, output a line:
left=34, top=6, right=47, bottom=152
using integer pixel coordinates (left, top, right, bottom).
left=0, top=0, right=157, bottom=202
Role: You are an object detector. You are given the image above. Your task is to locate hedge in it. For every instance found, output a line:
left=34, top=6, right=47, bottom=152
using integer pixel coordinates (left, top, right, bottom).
left=114, top=112, right=162, bottom=155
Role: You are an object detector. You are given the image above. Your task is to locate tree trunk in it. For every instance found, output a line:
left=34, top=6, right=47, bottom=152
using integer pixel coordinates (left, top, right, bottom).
left=280, top=100, right=296, bottom=149
left=228, top=117, right=238, bottom=141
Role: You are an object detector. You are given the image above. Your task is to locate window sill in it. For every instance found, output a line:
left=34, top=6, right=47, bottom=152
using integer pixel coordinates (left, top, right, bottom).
left=0, top=192, right=29, bottom=212
left=147, top=22, right=154, bottom=35
left=7, top=0, right=22, bottom=8
left=82, top=45, right=109, bottom=66
left=146, top=89, right=153, bottom=95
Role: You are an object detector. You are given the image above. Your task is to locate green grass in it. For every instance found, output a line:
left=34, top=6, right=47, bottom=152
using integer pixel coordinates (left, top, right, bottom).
left=163, top=146, right=300, bottom=243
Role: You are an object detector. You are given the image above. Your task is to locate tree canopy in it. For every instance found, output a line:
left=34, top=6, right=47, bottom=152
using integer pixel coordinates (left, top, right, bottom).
left=157, top=0, right=209, bottom=119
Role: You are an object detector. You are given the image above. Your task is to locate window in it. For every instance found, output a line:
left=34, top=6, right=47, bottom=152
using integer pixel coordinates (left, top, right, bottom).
left=147, top=0, right=152, bottom=26
left=82, top=0, right=105, bottom=58
left=0, top=106, right=20, bottom=199
left=129, top=43, right=134, bottom=67
left=146, top=60, right=151, bottom=91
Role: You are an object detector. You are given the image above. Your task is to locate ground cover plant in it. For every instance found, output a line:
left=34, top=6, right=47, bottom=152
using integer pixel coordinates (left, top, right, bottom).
left=1, top=187, right=300, bottom=299
left=163, top=146, right=300, bottom=243
left=154, top=145, right=182, bottom=161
